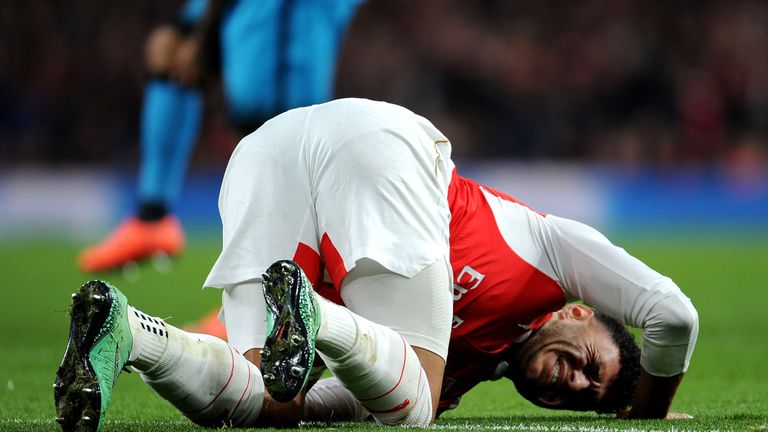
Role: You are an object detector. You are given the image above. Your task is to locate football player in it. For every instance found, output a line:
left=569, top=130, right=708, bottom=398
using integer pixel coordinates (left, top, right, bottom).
left=55, top=99, right=697, bottom=431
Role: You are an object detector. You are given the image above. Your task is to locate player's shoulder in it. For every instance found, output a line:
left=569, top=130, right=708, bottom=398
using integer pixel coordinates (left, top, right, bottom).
left=451, top=174, right=541, bottom=211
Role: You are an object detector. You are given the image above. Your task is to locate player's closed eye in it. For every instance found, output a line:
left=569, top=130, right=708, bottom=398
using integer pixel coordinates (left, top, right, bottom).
left=586, top=363, right=601, bottom=382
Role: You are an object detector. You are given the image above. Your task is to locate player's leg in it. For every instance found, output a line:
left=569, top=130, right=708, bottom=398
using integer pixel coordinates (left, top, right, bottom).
left=221, top=279, right=317, bottom=426
left=261, top=258, right=452, bottom=426
left=260, top=101, right=456, bottom=425
left=77, top=23, right=203, bottom=273
left=331, top=258, right=452, bottom=424
left=303, top=377, right=370, bottom=422
left=218, top=0, right=274, bottom=134
left=310, top=102, right=454, bottom=424
left=202, top=106, right=324, bottom=424
left=54, top=280, right=264, bottom=430
left=137, top=43, right=204, bottom=223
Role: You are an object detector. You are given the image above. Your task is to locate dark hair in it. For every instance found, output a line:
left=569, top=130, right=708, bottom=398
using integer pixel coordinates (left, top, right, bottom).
left=594, top=311, right=641, bottom=413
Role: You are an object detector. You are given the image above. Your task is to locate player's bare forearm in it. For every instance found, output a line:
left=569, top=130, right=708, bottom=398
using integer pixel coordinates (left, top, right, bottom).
left=625, top=369, right=685, bottom=419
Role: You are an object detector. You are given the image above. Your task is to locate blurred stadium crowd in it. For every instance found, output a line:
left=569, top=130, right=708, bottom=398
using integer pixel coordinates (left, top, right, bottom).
left=2, top=0, right=768, bottom=170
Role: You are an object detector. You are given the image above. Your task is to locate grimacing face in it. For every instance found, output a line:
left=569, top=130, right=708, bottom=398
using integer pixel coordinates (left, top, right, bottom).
left=507, top=304, right=621, bottom=411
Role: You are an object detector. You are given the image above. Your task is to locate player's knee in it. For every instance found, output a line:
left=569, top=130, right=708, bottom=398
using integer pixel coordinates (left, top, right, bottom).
left=249, top=394, right=302, bottom=428
left=400, top=394, right=433, bottom=426
left=144, top=25, right=184, bottom=75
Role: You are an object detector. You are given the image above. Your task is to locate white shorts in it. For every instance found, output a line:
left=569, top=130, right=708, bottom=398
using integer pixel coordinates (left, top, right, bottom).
left=221, top=257, right=453, bottom=360
left=340, top=258, right=453, bottom=360
left=205, top=98, right=454, bottom=288
left=206, top=98, right=455, bottom=355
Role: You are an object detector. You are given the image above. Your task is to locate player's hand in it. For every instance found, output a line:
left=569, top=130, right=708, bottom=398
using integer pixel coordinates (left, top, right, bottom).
left=665, top=412, right=693, bottom=419
left=616, top=410, right=693, bottom=420
left=170, top=38, right=202, bottom=86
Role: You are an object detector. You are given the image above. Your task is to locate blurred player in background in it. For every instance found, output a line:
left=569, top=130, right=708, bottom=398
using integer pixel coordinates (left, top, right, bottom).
left=77, top=0, right=362, bottom=273
left=55, top=99, right=698, bottom=431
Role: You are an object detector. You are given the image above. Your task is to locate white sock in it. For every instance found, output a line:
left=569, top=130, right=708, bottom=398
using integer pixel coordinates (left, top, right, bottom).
left=314, top=298, right=433, bottom=426
left=303, top=377, right=370, bottom=422
left=127, top=306, right=264, bottom=427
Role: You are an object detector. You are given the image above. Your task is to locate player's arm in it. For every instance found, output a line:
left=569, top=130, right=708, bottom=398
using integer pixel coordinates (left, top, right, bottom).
left=540, top=215, right=699, bottom=419
left=626, top=369, right=685, bottom=419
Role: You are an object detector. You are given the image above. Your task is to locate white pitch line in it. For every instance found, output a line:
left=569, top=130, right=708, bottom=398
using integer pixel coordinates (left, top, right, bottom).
left=427, top=423, right=730, bottom=432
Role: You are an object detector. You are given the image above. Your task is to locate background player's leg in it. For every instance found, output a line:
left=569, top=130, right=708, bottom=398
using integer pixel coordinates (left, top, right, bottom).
left=77, top=24, right=202, bottom=273
left=76, top=78, right=199, bottom=272
left=137, top=79, right=202, bottom=220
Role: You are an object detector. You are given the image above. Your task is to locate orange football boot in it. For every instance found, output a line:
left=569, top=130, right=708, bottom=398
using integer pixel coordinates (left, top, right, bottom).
left=185, top=307, right=228, bottom=340
left=78, top=215, right=185, bottom=272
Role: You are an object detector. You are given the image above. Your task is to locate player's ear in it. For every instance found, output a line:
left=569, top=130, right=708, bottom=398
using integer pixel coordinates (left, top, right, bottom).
left=562, top=304, right=594, bottom=321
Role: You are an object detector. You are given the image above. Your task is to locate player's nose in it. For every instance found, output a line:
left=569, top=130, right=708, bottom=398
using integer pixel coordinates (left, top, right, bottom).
left=568, top=369, right=591, bottom=392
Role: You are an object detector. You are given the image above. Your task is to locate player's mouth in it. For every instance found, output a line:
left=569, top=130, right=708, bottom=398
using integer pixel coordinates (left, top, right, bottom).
left=548, top=357, right=566, bottom=387
left=549, top=361, right=559, bottom=386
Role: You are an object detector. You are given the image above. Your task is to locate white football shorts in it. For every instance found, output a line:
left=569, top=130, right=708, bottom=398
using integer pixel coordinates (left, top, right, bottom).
left=206, top=98, right=455, bottom=356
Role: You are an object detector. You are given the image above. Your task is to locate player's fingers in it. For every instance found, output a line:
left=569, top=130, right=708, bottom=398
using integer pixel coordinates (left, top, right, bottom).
left=665, top=412, right=694, bottom=419
left=616, top=410, right=630, bottom=419
left=170, top=42, right=201, bottom=86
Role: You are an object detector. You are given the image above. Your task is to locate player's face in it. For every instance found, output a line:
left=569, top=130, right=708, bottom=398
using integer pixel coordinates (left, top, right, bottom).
left=508, top=305, right=621, bottom=411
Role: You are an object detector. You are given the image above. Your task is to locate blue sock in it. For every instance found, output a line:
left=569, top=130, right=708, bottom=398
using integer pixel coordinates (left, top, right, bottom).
left=137, top=79, right=203, bottom=212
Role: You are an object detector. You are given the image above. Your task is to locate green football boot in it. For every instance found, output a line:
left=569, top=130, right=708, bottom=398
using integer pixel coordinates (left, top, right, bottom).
left=261, top=260, right=321, bottom=403
left=54, top=280, right=133, bottom=431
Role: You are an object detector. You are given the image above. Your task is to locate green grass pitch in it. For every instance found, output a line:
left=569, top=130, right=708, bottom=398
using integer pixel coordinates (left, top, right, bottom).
left=1, top=232, right=766, bottom=431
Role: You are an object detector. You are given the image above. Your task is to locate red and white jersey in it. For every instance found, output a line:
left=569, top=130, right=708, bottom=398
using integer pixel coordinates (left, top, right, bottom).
left=437, top=171, right=698, bottom=412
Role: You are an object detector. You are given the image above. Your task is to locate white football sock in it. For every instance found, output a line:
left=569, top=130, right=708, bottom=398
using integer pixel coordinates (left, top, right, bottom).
left=127, top=306, right=263, bottom=427
left=314, top=298, right=433, bottom=426
left=303, top=377, right=370, bottom=422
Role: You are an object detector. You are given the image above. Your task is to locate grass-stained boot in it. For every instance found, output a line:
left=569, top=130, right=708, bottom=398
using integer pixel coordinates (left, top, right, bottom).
left=261, top=260, right=321, bottom=403
left=54, top=280, right=132, bottom=431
